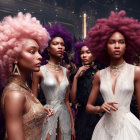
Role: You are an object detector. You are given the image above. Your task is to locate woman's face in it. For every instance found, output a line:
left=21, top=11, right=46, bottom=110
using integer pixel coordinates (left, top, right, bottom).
left=107, top=32, right=126, bottom=59
left=80, top=46, right=94, bottom=65
left=18, top=38, right=42, bottom=72
left=48, top=37, right=65, bottom=58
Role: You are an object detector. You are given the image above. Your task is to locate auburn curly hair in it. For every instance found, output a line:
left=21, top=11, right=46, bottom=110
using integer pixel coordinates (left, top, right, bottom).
left=86, top=10, right=140, bottom=66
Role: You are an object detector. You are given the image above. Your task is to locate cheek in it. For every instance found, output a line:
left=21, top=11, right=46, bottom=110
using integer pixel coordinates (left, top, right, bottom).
left=88, top=54, right=94, bottom=61
left=107, top=45, right=113, bottom=54
left=50, top=45, right=57, bottom=53
left=20, top=53, right=35, bottom=64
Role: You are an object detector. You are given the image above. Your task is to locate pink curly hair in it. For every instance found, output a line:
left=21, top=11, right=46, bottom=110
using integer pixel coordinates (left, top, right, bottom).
left=0, top=12, right=50, bottom=85
left=86, top=10, right=140, bottom=66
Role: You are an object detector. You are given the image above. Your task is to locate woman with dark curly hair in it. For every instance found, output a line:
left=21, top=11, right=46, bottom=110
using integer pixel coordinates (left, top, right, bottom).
left=70, top=41, right=103, bottom=140
left=86, top=10, right=140, bottom=140
left=32, top=24, right=75, bottom=140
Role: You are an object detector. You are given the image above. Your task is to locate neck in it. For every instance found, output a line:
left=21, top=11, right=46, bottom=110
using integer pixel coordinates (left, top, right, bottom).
left=110, top=58, right=125, bottom=66
left=49, top=56, right=61, bottom=65
left=18, top=67, right=31, bottom=83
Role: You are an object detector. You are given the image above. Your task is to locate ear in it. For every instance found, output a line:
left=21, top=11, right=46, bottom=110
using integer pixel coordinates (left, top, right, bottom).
left=13, top=58, right=18, bottom=64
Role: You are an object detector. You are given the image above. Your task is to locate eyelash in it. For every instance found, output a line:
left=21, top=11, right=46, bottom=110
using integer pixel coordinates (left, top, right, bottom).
left=30, top=50, right=35, bottom=54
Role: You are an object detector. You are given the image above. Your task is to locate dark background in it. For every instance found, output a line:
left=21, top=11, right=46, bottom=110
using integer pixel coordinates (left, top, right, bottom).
left=1, top=0, right=140, bottom=139
left=0, top=0, right=140, bottom=40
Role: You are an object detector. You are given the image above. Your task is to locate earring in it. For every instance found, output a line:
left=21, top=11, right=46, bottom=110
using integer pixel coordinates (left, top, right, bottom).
left=12, top=62, right=20, bottom=75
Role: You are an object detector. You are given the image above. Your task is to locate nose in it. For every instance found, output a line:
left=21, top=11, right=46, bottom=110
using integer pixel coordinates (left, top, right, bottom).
left=115, top=42, right=120, bottom=49
left=83, top=53, right=86, bottom=58
left=37, top=52, right=42, bottom=61
left=58, top=43, right=63, bottom=49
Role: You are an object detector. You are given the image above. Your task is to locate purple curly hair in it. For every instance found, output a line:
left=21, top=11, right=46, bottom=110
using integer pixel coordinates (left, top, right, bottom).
left=74, top=41, right=85, bottom=67
left=45, top=24, right=73, bottom=52
left=86, top=10, right=140, bottom=66
left=41, top=24, right=73, bottom=65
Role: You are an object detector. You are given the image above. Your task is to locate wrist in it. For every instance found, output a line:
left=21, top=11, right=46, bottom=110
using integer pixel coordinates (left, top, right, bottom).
left=74, top=75, right=78, bottom=80
left=95, top=106, right=102, bottom=115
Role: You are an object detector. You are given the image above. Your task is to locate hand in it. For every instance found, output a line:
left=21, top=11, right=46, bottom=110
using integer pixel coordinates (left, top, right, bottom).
left=44, top=107, right=54, bottom=117
left=71, top=127, right=75, bottom=140
left=75, top=65, right=90, bottom=79
left=100, top=102, right=118, bottom=114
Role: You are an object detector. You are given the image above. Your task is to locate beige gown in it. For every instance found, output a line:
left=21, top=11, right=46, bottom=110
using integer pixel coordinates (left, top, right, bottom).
left=1, top=76, right=45, bottom=140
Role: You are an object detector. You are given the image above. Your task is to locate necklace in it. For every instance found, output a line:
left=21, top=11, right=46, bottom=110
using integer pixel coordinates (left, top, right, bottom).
left=110, top=61, right=126, bottom=76
left=48, top=61, right=60, bottom=72
left=9, top=76, right=39, bottom=103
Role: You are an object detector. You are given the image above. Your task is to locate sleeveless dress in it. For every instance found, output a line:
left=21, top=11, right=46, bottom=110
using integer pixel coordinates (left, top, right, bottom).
left=91, top=63, right=140, bottom=140
left=40, top=65, right=71, bottom=140
left=1, top=78, right=45, bottom=140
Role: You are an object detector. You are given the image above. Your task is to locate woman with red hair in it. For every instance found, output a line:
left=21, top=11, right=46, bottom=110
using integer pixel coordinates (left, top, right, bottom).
left=86, top=10, right=140, bottom=140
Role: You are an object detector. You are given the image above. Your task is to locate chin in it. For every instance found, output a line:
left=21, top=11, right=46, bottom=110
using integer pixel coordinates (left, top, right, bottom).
left=33, top=68, right=40, bottom=72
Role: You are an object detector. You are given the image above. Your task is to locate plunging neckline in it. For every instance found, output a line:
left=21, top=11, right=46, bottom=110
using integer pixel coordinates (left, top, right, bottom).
left=44, top=65, right=65, bottom=86
left=108, top=63, right=126, bottom=95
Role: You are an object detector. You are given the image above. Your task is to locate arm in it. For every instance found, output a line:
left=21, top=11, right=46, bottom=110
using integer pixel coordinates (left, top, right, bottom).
left=134, top=66, right=140, bottom=119
left=32, top=71, right=42, bottom=97
left=86, top=71, right=118, bottom=114
left=4, top=91, right=25, bottom=140
left=70, top=65, right=90, bottom=104
left=86, top=71, right=101, bottom=114
left=65, top=70, right=75, bottom=139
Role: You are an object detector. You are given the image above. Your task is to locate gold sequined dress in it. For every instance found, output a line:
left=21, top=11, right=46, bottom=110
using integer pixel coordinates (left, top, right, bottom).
left=1, top=76, right=45, bottom=140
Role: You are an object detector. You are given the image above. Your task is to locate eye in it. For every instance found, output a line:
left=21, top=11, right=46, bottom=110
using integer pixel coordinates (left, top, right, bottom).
left=87, top=51, right=91, bottom=54
left=29, top=49, right=35, bottom=54
left=119, top=40, right=125, bottom=44
left=108, top=40, right=115, bottom=44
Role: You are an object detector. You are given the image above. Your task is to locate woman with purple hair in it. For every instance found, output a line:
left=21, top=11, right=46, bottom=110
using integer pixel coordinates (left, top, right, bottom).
left=0, top=12, right=52, bottom=140
left=70, top=41, right=103, bottom=140
left=32, top=24, right=75, bottom=140
left=86, top=10, right=140, bottom=140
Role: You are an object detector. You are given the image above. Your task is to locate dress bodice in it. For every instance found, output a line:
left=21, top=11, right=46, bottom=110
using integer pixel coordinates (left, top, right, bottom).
left=100, top=63, right=135, bottom=135
left=40, top=65, right=72, bottom=140
left=2, top=80, right=45, bottom=140
left=40, top=65, right=69, bottom=107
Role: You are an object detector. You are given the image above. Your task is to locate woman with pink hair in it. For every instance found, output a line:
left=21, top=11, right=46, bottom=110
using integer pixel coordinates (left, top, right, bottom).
left=86, top=10, right=140, bottom=140
left=0, top=12, right=53, bottom=140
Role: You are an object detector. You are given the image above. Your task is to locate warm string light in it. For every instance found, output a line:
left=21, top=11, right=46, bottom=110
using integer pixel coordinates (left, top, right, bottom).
left=83, top=13, right=87, bottom=39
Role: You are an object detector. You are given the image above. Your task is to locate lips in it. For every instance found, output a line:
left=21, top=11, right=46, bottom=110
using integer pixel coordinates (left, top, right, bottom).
left=57, top=51, right=62, bottom=54
left=114, top=51, right=120, bottom=55
left=35, top=63, right=41, bottom=67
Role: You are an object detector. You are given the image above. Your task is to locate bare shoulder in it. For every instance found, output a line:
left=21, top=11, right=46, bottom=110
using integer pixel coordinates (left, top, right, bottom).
left=3, top=90, right=25, bottom=115
left=93, top=70, right=101, bottom=84
left=4, top=90, right=25, bottom=105
left=94, top=70, right=100, bottom=79
left=134, top=65, right=140, bottom=80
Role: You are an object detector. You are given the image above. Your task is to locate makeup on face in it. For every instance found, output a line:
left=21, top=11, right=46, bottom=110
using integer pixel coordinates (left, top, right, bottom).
left=107, top=32, right=126, bottom=58
left=48, top=37, right=65, bottom=58
left=18, top=39, right=42, bottom=72
left=80, top=46, right=94, bottom=65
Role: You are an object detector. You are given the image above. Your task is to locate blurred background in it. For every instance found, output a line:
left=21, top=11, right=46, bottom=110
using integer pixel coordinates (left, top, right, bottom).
left=0, top=0, right=140, bottom=40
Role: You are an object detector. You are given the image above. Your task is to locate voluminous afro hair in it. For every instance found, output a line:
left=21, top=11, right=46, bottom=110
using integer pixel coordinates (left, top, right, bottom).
left=74, top=41, right=85, bottom=67
left=45, top=24, right=73, bottom=52
left=0, top=12, right=50, bottom=85
left=86, top=10, right=140, bottom=66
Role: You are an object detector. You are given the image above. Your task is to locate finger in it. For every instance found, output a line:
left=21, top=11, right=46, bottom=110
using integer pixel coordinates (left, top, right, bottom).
left=102, top=107, right=111, bottom=114
left=108, top=102, right=118, bottom=105
left=112, top=105, right=118, bottom=110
